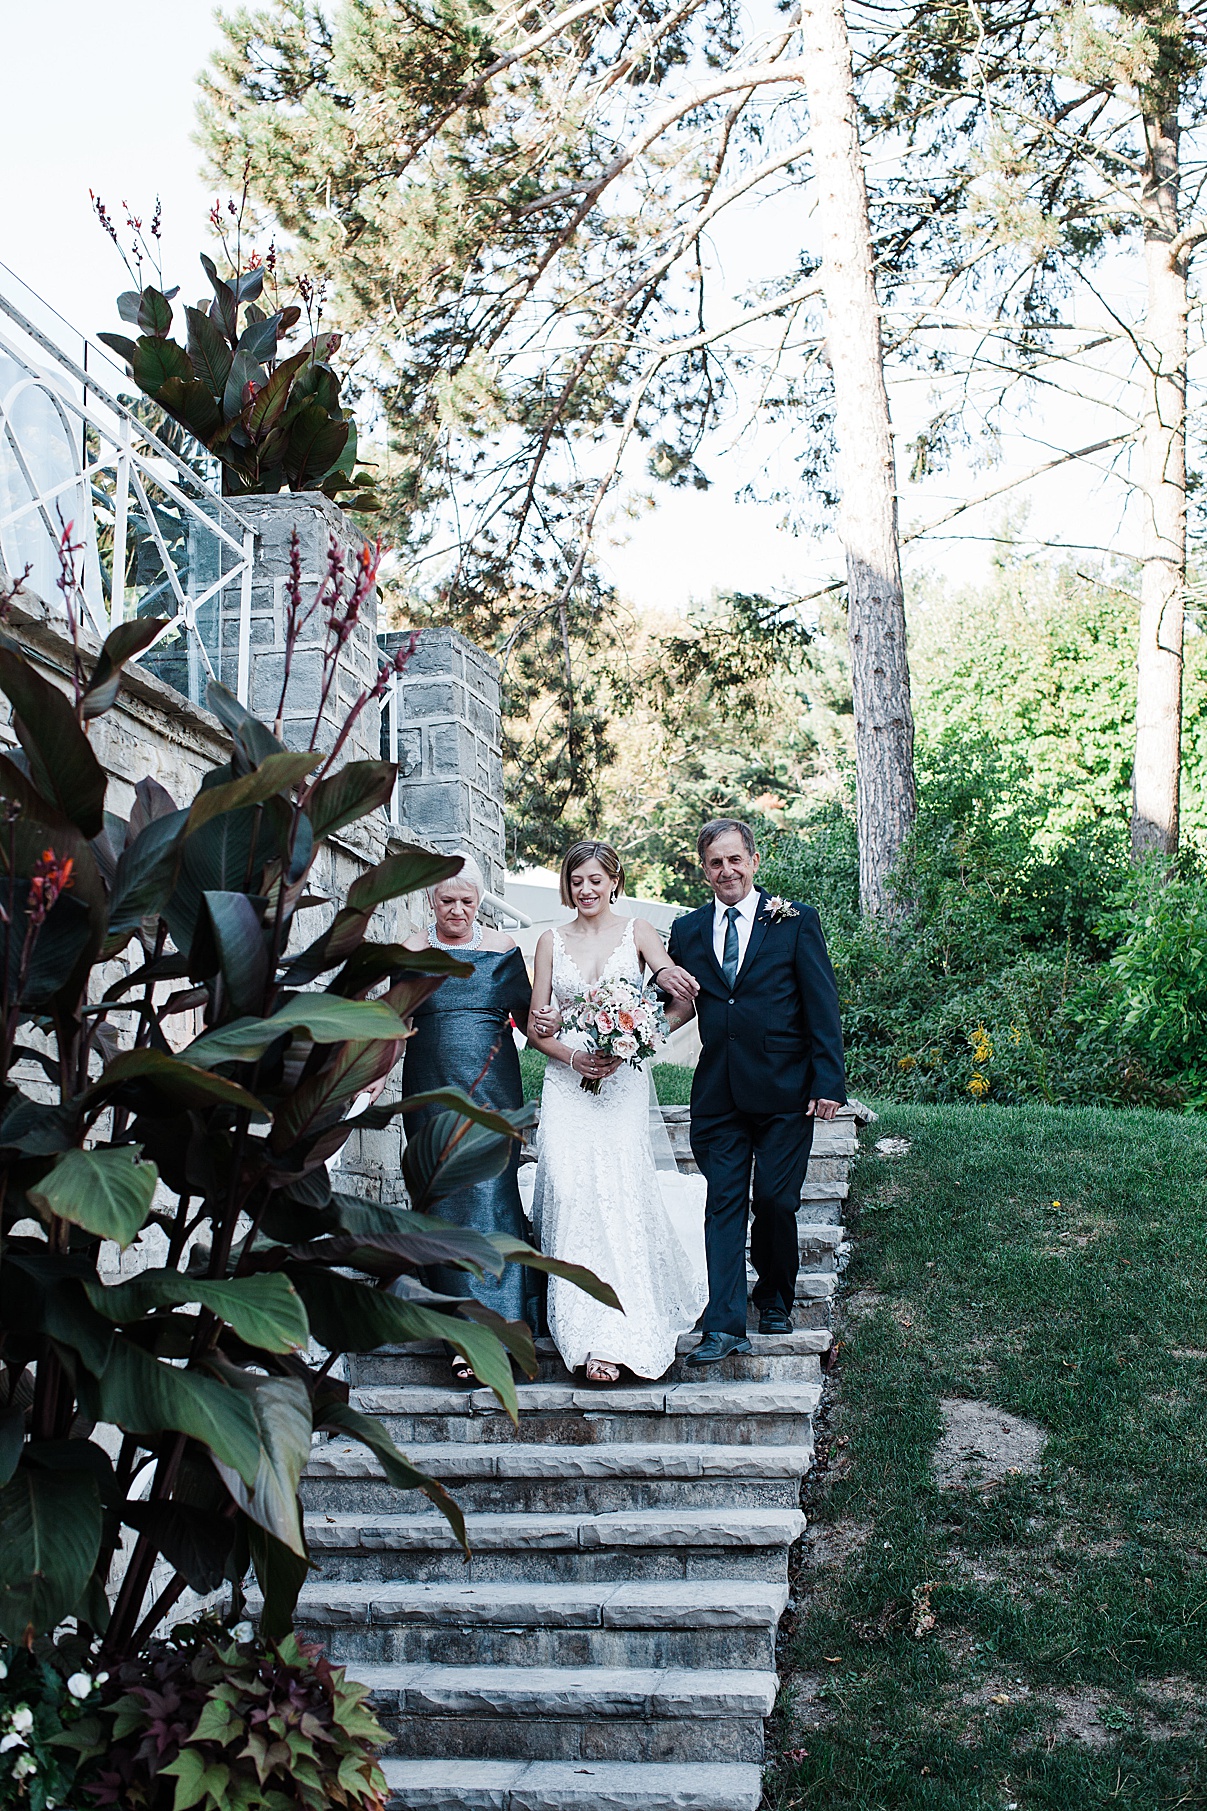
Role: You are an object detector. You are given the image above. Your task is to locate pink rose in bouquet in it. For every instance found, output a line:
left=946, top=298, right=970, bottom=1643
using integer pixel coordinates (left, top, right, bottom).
left=562, top=975, right=669, bottom=1092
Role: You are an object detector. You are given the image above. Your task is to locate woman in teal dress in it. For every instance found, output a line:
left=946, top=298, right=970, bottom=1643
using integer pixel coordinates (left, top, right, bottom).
left=400, top=854, right=535, bottom=1380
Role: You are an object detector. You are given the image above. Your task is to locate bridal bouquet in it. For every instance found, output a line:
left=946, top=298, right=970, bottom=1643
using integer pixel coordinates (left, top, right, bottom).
left=563, top=976, right=668, bottom=1093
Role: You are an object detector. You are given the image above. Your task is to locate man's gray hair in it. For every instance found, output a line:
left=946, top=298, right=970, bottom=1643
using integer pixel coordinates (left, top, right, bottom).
left=697, top=819, right=757, bottom=862
left=428, top=851, right=486, bottom=906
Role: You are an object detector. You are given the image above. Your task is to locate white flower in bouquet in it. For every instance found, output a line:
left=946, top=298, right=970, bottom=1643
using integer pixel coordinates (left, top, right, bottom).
left=564, top=976, right=668, bottom=1092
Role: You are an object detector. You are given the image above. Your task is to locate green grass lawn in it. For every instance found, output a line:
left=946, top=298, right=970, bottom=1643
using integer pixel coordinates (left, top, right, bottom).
left=518, top=1046, right=694, bottom=1105
left=770, top=1102, right=1207, bottom=1811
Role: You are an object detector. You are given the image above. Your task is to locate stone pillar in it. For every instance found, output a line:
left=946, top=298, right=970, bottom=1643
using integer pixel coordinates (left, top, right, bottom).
left=226, top=493, right=381, bottom=767
left=380, top=627, right=505, bottom=891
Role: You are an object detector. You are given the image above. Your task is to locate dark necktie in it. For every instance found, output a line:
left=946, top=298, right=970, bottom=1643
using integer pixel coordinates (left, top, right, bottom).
left=722, top=904, right=741, bottom=988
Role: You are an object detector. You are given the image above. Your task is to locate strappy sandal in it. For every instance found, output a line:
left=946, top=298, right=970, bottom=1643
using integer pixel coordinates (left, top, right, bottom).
left=585, top=1358, right=621, bottom=1384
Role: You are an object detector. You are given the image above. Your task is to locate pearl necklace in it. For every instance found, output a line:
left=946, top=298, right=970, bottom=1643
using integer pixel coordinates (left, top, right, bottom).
left=428, top=922, right=482, bottom=953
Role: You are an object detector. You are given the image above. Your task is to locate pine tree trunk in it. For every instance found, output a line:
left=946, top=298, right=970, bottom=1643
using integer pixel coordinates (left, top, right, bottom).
left=802, top=0, right=915, bottom=915
left=1132, top=106, right=1187, bottom=859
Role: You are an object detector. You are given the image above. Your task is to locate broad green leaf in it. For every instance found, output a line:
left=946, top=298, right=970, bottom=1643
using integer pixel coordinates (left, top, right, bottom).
left=166, top=806, right=269, bottom=955
left=0, top=749, right=70, bottom=828
left=104, top=808, right=188, bottom=951
left=155, top=376, right=223, bottom=444
left=97, top=330, right=138, bottom=368
left=289, top=1269, right=516, bottom=1417
left=5, top=882, right=93, bottom=1009
left=0, top=648, right=107, bottom=838
left=184, top=304, right=234, bottom=397
left=491, top=1234, right=624, bottom=1311
left=136, top=287, right=174, bottom=336
left=29, top=1145, right=157, bottom=1248
left=235, top=309, right=283, bottom=365
left=184, top=994, right=408, bottom=1067
left=198, top=890, right=269, bottom=1015
left=0, top=1467, right=102, bottom=1641
left=315, top=1399, right=466, bottom=1550
left=185, top=751, right=319, bottom=837
left=305, top=760, right=396, bottom=842
left=248, top=1521, right=310, bottom=1641
left=89, top=1340, right=261, bottom=1486
left=83, top=617, right=170, bottom=718
left=332, top=941, right=472, bottom=999
left=84, top=1270, right=308, bottom=1353
left=402, top=1112, right=520, bottom=1212
left=346, top=845, right=462, bottom=915
left=122, top=1500, right=236, bottom=1594
left=223, top=346, right=268, bottom=421
left=269, top=1035, right=404, bottom=1155
left=88, top=1048, right=268, bottom=1118
left=131, top=334, right=193, bottom=396
left=211, top=1374, right=310, bottom=1555
left=398, top=1087, right=536, bottom=1140
left=281, top=399, right=349, bottom=485
left=320, top=1197, right=504, bottom=1273
left=0, top=1413, right=22, bottom=1488
left=160, top=1746, right=231, bottom=1811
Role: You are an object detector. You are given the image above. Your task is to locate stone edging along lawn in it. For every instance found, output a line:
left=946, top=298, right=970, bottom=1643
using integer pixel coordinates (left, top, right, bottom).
left=765, top=1100, right=1207, bottom=1811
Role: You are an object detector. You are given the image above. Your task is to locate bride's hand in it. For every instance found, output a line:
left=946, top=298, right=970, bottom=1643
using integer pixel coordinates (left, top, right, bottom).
left=571, top=1050, right=622, bottom=1080
left=652, top=962, right=699, bottom=1003
left=532, top=1004, right=562, bottom=1036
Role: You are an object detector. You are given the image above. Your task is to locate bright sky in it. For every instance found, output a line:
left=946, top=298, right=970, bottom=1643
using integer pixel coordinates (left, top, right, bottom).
left=1, top=1, right=1158, bottom=619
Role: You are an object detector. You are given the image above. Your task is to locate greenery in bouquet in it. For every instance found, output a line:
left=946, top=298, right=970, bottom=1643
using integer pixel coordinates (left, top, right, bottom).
left=562, top=978, right=668, bottom=1094
left=0, top=529, right=616, bottom=1672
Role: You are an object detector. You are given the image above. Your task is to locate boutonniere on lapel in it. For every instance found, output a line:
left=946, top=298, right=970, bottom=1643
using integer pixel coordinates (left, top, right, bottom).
left=761, top=896, right=799, bottom=924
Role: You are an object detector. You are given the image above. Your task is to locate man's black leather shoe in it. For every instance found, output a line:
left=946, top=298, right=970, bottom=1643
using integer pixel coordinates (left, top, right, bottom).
left=686, top=1332, right=752, bottom=1365
left=758, top=1306, right=794, bottom=1335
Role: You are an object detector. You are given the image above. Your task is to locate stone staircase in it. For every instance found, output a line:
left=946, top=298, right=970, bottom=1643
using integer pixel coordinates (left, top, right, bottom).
left=298, top=1106, right=861, bottom=1810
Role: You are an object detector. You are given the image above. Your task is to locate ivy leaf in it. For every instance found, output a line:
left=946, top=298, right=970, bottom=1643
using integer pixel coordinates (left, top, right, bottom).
left=28, top=1146, right=158, bottom=1249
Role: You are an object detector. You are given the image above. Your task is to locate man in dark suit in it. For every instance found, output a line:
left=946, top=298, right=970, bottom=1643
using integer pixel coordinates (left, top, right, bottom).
left=663, top=819, right=847, bottom=1362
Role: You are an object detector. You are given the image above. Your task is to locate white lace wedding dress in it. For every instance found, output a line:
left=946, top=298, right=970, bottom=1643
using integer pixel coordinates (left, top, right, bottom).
left=531, top=918, right=708, bottom=1378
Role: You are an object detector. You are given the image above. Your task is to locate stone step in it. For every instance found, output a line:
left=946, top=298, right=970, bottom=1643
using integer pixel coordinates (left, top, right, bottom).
left=295, top=1578, right=787, bottom=1669
left=746, top=1266, right=837, bottom=1304
left=307, top=1505, right=805, bottom=1584
left=350, top=1380, right=822, bottom=1449
left=357, top=1664, right=777, bottom=1763
left=354, top=1339, right=822, bottom=1390
left=302, top=1441, right=814, bottom=1515
left=382, top=1756, right=763, bottom=1810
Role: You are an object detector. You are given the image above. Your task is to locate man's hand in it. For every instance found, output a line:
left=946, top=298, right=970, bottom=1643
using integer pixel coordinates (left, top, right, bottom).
left=806, top=1098, right=842, bottom=1121
left=654, top=962, right=699, bottom=1003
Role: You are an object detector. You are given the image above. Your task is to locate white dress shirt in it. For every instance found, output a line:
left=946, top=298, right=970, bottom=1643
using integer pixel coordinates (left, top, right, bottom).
left=712, top=887, right=760, bottom=975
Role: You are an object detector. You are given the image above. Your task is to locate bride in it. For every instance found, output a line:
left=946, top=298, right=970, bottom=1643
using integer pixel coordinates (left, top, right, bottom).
left=526, top=840, right=708, bottom=1383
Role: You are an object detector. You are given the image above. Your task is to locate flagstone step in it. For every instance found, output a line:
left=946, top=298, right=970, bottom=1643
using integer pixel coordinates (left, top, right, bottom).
left=296, top=1579, right=787, bottom=1669
left=349, top=1380, right=822, bottom=1448
left=381, top=1755, right=763, bottom=1811
left=307, top=1505, right=805, bottom=1584
left=302, top=1441, right=815, bottom=1515
left=356, top=1664, right=778, bottom=1763
left=354, top=1338, right=823, bottom=1390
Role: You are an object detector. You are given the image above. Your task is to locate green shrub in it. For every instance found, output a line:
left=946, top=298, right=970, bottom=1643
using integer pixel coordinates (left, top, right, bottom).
left=759, top=736, right=1195, bottom=1110
left=1096, top=857, right=1207, bottom=1107
left=70, top=1619, right=386, bottom=1810
left=0, top=1639, right=103, bottom=1811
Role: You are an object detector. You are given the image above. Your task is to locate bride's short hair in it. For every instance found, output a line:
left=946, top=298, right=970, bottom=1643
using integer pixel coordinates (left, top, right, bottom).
left=559, top=840, right=625, bottom=906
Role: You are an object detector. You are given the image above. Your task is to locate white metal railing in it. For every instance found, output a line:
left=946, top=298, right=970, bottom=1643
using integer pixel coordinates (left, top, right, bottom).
left=0, top=263, right=256, bottom=707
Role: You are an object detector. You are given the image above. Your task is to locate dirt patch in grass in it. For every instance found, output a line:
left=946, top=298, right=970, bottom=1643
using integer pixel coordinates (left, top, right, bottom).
left=933, top=1396, right=1047, bottom=1489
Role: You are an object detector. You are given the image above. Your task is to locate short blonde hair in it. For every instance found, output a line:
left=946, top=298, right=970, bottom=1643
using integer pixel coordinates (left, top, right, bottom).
left=559, top=840, right=625, bottom=907
left=428, top=852, right=486, bottom=908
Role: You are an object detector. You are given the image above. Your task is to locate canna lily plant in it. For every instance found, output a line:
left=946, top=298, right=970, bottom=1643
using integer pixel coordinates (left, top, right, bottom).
left=0, top=547, right=614, bottom=1662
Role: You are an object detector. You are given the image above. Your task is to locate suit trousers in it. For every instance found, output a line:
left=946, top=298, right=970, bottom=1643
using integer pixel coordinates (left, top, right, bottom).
left=689, top=1109, right=815, bottom=1334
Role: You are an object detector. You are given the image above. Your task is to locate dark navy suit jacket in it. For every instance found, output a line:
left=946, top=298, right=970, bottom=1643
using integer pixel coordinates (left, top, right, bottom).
left=666, top=890, right=847, bottom=1118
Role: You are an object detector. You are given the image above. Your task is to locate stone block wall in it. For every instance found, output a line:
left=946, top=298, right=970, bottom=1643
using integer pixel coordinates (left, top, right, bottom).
left=380, top=626, right=506, bottom=892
